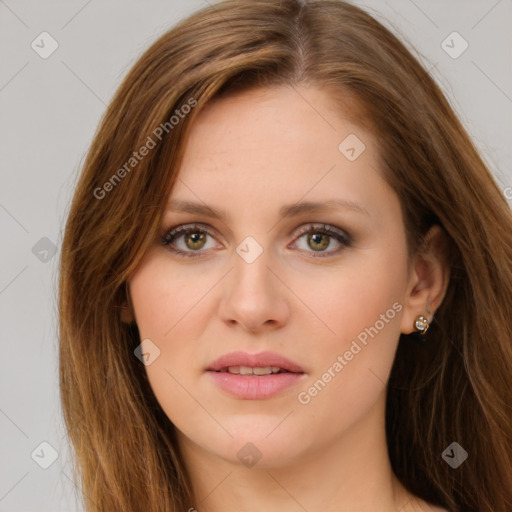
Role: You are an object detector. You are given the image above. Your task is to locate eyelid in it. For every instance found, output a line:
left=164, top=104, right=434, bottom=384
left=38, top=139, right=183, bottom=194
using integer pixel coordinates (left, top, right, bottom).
left=291, top=223, right=352, bottom=244
left=287, top=223, right=352, bottom=258
left=161, top=222, right=352, bottom=258
left=161, top=222, right=220, bottom=244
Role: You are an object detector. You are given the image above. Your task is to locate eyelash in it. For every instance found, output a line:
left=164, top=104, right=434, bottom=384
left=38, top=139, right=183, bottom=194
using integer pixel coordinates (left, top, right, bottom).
left=161, top=223, right=352, bottom=259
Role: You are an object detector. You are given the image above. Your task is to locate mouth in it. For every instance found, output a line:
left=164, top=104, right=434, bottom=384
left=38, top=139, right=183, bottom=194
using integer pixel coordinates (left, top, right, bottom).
left=206, top=351, right=306, bottom=399
left=206, top=350, right=305, bottom=374
left=215, top=366, right=295, bottom=375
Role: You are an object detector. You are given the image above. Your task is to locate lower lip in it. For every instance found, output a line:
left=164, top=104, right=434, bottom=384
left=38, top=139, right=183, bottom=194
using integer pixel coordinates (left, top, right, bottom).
left=207, top=371, right=306, bottom=399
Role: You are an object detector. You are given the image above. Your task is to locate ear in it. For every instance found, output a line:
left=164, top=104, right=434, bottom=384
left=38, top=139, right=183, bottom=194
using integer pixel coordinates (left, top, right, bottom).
left=400, top=225, right=451, bottom=334
left=120, top=282, right=136, bottom=324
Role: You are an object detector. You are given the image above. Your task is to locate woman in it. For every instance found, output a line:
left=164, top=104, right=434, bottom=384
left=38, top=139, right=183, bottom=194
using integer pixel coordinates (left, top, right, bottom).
left=58, top=0, right=512, bottom=511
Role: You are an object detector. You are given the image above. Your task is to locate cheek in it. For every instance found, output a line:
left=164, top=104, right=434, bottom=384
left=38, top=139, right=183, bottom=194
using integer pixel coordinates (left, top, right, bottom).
left=307, top=244, right=408, bottom=354
left=292, top=245, right=408, bottom=425
left=128, top=255, right=216, bottom=434
left=129, top=252, right=209, bottom=340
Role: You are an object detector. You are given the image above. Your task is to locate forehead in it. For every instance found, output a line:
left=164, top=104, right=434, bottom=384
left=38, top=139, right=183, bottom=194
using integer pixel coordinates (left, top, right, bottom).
left=175, top=85, right=374, bottom=174
left=185, top=84, right=368, bottom=156
left=168, top=85, right=394, bottom=222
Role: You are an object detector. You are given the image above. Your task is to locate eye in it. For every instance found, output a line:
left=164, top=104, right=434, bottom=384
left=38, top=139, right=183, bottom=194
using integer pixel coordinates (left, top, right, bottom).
left=161, top=222, right=352, bottom=259
left=161, top=223, right=220, bottom=258
left=290, top=223, right=352, bottom=257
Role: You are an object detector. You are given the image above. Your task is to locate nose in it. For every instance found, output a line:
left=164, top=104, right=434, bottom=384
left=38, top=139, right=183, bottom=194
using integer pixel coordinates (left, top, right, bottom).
left=218, top=248, right=290, bottom=334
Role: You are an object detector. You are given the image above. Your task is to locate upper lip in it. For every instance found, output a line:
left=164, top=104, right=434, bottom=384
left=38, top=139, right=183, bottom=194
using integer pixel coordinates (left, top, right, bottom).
left=207, top=350, right=305, bottom=373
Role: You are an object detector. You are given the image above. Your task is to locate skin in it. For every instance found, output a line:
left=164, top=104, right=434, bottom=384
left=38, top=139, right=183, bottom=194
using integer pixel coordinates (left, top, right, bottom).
left=124, top=85, right=450, bottom=512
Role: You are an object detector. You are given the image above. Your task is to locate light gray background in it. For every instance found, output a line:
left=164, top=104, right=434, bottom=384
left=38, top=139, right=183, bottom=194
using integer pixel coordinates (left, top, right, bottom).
left=1, top=1, right=511, bottom=510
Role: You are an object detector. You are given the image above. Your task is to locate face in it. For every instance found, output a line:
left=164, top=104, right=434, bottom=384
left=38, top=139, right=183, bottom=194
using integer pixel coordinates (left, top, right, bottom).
left=126, top=85, right=414, bottom=468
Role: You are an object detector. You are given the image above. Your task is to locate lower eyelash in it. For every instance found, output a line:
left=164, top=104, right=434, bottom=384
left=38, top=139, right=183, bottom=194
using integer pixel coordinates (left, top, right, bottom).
left=161, top=224, right=208, bottom=258
left=293, top=224, right=352, bottom=258
left=161, top=223, right=351, bottom=258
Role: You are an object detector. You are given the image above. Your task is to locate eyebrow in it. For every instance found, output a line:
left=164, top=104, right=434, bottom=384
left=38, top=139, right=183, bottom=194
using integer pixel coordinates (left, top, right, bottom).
left=165, top=198, right=369, bottom=221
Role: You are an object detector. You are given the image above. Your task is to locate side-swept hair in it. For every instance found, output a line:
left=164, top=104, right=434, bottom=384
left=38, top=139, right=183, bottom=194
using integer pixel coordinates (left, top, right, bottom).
left=59, top=1, right=512, bottom=510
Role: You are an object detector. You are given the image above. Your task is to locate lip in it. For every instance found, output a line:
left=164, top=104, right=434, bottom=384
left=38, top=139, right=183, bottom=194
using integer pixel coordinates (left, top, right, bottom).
left=207, top=350, right=305, bottom=373
left=206, top=350, right=306, bottom=400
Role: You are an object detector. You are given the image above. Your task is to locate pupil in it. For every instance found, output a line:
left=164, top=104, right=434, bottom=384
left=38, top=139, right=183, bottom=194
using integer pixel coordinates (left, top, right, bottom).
left=186, top=232, right=205, bottom=249
left=309, top=233, right=328, bottom=251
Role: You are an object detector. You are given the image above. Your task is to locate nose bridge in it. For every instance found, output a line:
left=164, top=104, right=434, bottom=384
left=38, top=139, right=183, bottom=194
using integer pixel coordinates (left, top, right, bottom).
left=232, top=238, right=276, bottom=304
left=219, top=236, right=289, bottom=331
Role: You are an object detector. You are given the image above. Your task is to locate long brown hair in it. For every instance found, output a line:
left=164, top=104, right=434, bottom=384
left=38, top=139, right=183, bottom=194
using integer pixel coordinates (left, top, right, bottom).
left=58, top=0, right=512, bottom=510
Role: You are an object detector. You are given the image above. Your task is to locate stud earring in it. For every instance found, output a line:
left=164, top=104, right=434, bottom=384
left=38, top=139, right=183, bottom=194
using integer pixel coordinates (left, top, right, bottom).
left=414, top=315, right=430, bottom=335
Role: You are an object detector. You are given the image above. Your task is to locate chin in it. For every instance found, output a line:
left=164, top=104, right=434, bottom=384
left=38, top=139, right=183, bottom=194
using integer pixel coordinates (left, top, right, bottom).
left=220, top=435, right=306, bottom=469
left=177, top=415, right=310, bottom=469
